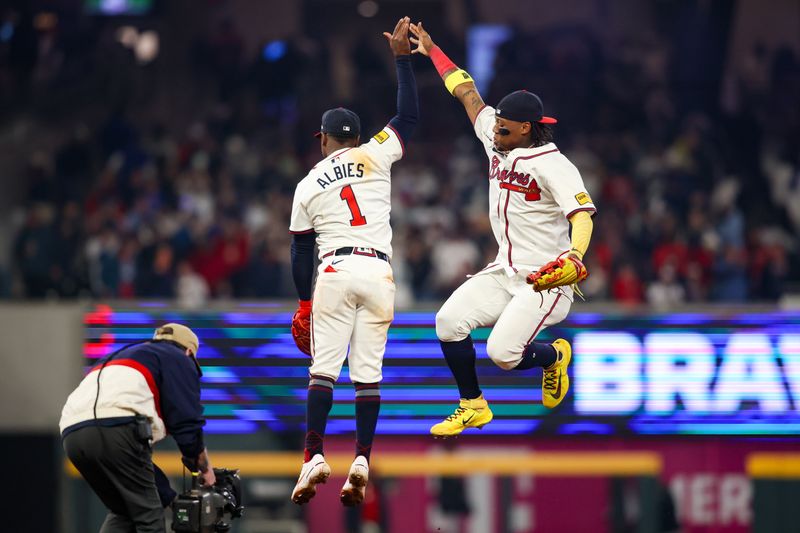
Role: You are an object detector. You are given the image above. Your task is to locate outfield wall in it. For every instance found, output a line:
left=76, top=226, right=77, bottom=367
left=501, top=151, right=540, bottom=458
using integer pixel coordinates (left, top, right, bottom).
left=2, top=302, right=799, bottom=532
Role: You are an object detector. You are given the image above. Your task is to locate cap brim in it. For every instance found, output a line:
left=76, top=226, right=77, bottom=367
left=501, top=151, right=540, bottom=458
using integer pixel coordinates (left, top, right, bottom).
left=313, top=131, right=323, bottom=138
left=538, top=116, right=558, bottom=124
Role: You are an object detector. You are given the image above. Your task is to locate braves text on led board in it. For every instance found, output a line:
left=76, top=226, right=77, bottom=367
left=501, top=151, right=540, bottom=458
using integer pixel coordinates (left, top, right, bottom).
left=573, top=331, right=800, bottom=434
left=83, top=305, right=800, bottom=435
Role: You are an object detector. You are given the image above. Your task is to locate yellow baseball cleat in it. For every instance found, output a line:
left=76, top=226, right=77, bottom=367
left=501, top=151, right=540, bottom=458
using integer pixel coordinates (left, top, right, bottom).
left=542, top=339, right=572, bottom=408
left=430, top=395, right=494, bottom=437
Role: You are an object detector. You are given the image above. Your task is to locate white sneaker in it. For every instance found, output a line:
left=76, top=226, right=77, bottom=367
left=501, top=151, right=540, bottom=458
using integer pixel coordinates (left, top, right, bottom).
left=291, top=454, right=331, bottom=505
left=340, top=455, right=369, bottom=507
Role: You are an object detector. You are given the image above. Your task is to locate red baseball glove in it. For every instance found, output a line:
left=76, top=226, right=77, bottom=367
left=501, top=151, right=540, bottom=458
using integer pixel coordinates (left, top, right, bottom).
left=291, top=300, right=312, bottom=356
left=526, top=254, right=589, bottom=293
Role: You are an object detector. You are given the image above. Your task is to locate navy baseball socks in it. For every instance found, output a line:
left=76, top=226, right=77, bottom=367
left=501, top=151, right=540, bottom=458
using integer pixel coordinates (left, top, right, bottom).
left=294, top=377, right=381, bottom=506
left=431, top=337, right=572, bottom=438
left=293, top=375, right=334, bottom=505
left=353, top=382, right=380, bottom=462
left=341, top=382, right=380, bottom=506
left=303, top=375, right=334, bottom=461
left=441, top=337, right=482, bottom=399
left=431, top=337, right=494, bottom=437
left=514, top=339, right=572, bottom=408
left=513, top=342, right=558, bottom=370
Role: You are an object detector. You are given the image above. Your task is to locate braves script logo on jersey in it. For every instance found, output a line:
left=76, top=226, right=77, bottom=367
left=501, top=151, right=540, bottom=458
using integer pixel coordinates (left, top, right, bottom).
left=490, top=156, right=542, bottom=201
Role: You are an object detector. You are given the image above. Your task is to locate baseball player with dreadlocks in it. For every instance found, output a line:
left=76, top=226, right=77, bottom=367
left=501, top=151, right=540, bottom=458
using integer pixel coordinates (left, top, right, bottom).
left=288, top=17, right=417, bottom=505
left=409, top=22, right=596, bottom=437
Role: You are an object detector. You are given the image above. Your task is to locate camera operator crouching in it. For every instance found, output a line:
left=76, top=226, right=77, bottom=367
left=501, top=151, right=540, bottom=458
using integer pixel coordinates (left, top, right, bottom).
left=60, top=323, right=215, bottom=533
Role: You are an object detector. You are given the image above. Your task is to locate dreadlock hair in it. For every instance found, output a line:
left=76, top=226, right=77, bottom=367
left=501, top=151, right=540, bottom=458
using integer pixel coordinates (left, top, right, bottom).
left=530, top=122, right=554, bottom=147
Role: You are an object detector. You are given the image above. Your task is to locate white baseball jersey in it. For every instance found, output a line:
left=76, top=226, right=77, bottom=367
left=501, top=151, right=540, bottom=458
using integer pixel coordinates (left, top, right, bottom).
left=434, top=105, right=596, bottom=363
left=473, top=105, right=596, bottom=275
left=289, top=127, right=404, bottom=258
left=290, top=126, right=404, bottom=383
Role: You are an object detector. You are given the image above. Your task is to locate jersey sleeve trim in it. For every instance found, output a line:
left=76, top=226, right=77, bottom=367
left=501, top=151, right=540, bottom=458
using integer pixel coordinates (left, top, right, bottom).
left=472, top=104, right=488, bottom=125
left=385, top=124, right=405, bottom=157
left=566, top=207, right=597, bottom=220
left=289, top=228, right=315, bottom=235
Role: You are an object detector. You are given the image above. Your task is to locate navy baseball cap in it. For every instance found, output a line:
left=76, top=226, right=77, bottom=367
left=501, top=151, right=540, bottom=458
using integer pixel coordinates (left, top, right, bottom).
left=495, top=90, right=557, bottom=124
left=314, top=107, right=361, bottom=138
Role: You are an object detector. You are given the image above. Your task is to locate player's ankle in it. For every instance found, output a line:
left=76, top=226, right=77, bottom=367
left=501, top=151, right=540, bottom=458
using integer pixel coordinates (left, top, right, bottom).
left=544, top=353, right=562, bottom=371
left=461, top=395, right=488, bottom=410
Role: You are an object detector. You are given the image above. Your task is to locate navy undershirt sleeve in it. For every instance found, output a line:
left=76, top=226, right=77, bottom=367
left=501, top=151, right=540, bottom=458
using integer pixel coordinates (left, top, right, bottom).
left=388, top=55, right=418, bottom=144
left=291, top=232, right=316, bottom=301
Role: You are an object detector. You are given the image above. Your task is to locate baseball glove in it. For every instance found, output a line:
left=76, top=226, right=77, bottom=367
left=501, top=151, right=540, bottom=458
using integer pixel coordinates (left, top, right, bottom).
left=291, top=300, right=312, bottom=356
left=526, top=254, right=588, bottom=294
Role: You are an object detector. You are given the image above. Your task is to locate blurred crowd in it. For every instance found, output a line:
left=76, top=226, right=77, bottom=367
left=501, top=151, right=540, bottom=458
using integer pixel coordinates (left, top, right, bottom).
left=4, top=8, right=800, bottom=308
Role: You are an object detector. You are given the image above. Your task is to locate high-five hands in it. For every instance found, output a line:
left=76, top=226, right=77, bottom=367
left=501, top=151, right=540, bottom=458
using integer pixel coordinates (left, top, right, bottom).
left=409, top=21, right=434, bottom=56
left=383, top=16, right=411, bottom=56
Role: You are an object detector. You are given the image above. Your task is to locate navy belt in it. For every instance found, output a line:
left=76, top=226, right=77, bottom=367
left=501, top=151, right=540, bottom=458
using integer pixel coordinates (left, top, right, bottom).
left=323, top=247, right=390, bottom=263
left=61, top=416, right=138, bottom=439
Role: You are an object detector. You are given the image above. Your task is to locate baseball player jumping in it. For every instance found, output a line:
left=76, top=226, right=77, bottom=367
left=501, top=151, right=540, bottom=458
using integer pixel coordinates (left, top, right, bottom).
left=409, top=22, right=596, bottom=437
left=288, top=17, right=417, bottom=505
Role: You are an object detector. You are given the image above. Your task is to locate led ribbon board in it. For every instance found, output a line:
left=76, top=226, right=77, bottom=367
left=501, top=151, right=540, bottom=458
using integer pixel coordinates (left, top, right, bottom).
left=83, top=306, right=800, bottom=435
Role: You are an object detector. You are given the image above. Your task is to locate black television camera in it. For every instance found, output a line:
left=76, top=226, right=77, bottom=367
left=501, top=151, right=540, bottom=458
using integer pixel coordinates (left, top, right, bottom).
left=171, top=468, right=244, bottom=533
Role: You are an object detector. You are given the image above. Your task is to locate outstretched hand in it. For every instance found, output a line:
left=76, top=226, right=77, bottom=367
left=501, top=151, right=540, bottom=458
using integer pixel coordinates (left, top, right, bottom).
left=383, top=16, right=411, bottom=56
left=409, top=21, right=434, bottom=56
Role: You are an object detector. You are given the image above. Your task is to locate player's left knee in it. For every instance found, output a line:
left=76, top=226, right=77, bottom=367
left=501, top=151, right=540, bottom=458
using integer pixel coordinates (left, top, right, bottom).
left=435, top=308, right=469, bottom=342
left=486, top=338, right=522, bottom=371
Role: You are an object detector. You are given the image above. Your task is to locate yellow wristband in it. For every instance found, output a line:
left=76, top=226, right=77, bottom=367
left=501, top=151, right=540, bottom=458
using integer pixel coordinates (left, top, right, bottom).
left=444, top=69, right=474, bottom=95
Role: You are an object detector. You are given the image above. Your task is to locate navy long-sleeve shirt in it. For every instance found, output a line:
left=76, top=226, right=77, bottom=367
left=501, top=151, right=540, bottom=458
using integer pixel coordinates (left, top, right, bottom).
left=388, top=54, right=419, bottom=144
left=60, top=341, right=206, bottom=460
left=291, top=232, right=316, bottom=301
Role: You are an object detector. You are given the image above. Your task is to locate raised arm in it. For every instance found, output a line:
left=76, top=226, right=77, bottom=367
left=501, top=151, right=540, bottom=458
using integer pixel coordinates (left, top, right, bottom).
left=383, top=17, right=418, bottom=144
left=410, top=22, right=485, bottom=124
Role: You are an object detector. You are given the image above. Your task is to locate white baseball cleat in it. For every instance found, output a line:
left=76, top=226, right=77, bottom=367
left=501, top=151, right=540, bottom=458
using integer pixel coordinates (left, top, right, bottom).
left=291, top=454, right=331, bottom=505
left=340, top=455, right=369, bottom=507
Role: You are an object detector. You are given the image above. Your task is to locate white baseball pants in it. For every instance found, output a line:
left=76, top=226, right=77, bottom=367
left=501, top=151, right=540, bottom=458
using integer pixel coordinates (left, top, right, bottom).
left=310, top=254, right=395, bottom=383
left=436, top=269, right=571, bottom=369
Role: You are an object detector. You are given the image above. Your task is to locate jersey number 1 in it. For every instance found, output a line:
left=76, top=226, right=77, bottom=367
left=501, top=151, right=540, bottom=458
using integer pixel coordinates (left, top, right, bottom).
left=340, top=185, right=367, bottom=226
